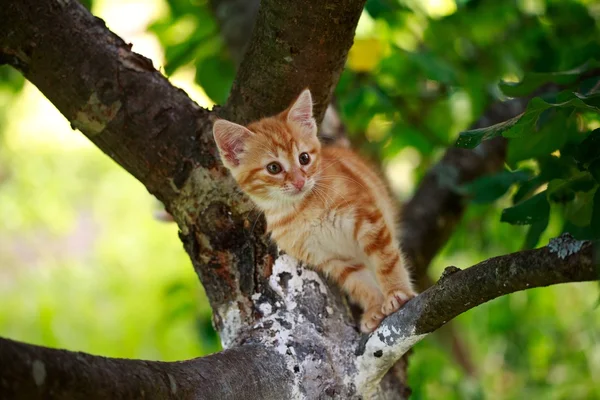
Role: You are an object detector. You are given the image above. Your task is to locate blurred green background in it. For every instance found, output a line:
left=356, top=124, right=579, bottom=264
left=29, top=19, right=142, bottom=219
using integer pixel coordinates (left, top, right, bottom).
left=1, top=0, right=599, bottom=399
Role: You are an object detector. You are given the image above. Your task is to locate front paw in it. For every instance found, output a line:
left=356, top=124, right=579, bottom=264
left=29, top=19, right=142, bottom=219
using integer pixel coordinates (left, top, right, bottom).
left=381, top=289, right=416, bottom=316
left=360, top=305, right=385, bottom=333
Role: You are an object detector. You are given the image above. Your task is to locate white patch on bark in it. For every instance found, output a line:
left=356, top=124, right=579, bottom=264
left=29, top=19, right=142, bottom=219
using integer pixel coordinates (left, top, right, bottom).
left=218, top=304, right=243, bottom=349
left=71, top=93, right=121, bottom=136
left=352, top=325, right=427, bottom=398
left=32, top=359, right=46, bottom=386
left=259, top=302, right=273, bottom=316
left=548, top=233, right=586, bottom=259
left=252, top=254, right=336, bottom=399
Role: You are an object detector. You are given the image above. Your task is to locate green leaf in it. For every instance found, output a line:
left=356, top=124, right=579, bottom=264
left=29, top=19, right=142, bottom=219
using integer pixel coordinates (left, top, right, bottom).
left=546, top=172, right=596, bottom=204
left=499, top=59, right=600, bottom=97
left=504, top=92, right=600, bottom=139
left=196, top=55, right=235, bottom=104
left=523, top=216, right=549, bottom=250
left=565, top=188, right=597, bottom=227
left=457, top=91, right=600, bottom=149
left=512, top=156, right=573, bottom=204
left=164, top=36, right=205, bottom=75
left=455, top=114, right=521, bottom=149
left=575, top=128, right=600, bottom=166
left=462, top=169, right=532, bottom=204
left=501, top=191, right=550, bottom=225
left=506, top=109, right=573, bottom=166
left=0, top=66, right=25, bottom=93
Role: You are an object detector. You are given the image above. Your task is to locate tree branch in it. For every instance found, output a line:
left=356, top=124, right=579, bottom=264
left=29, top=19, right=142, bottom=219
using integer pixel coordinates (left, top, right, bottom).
left=0, top=0, right=212, bottom=205
left=209, top=0, right=351, bottom=146
left=0, top=339, right=292, bottom=400
left=224, top=0, right=367, bottom=124
left=354, top=235, right=599, bottom=393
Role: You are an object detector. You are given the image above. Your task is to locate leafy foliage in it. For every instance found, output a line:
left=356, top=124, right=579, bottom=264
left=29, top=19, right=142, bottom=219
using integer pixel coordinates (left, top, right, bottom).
left=148, top=0, right=234, bottom=104
left=2, top=0, right=600, bottom=399
left=457, top=71, right=600, bottom=246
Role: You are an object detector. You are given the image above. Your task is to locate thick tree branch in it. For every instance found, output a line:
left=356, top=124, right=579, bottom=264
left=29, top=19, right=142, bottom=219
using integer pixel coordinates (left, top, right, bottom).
left=0, top=339, right=292, bottom=400
left=209, top=0, right=351, bottom=147
left=0, top=0, right=211, bottom=205
left=224, top=0, right=366, bottom=125
left=354, top=235, right=599, bottom=393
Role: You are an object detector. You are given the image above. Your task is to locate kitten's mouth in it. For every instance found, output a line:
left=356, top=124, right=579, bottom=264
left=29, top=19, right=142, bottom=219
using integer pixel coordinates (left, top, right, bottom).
left=288, top=189, right=306, bottom=196
left=284, top=183, right=312, bottom=198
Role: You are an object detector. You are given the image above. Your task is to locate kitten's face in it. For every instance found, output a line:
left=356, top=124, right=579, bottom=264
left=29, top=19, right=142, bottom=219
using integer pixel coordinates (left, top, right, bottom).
left=213, top=89, right=322, bottom=208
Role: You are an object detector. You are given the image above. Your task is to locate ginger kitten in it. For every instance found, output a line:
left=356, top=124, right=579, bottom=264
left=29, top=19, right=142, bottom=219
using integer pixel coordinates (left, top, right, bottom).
left=212, top=89, right=416, bottom=332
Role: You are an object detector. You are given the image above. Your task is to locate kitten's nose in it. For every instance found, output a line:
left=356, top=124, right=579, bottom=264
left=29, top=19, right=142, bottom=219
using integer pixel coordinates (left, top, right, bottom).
left=292, top=178, right=305, bottom=191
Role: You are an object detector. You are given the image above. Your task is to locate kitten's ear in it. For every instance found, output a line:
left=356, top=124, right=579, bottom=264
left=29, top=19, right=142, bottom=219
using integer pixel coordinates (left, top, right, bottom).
left=212, top=119, right=253, bottom=167
left=287, top=89, right=317, bottom=136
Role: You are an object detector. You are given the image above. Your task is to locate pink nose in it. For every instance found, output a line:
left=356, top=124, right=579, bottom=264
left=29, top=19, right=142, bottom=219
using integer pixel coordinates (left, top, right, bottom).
left=292, top=178, right=305, bottom=191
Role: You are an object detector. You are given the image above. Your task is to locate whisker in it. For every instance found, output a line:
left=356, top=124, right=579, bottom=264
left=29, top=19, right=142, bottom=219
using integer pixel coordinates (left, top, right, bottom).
left=319, top=175, right=371, bottom=192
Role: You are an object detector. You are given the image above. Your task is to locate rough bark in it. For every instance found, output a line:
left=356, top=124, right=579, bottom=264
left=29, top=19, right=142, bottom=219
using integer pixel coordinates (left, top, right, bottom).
left=1, top=0, right=403, bottom=398
left=2, top=0, right=599, bottom=399
left=209, top=0, right=351, bottom=147
left=224, top=0, right=366, bottom=125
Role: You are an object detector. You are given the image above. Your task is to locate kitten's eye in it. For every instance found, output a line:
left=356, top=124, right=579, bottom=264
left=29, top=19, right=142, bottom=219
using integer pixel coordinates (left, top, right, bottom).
left=266, top=162, right=283, bottom=174
left=299, top=152, right=310, bottom=165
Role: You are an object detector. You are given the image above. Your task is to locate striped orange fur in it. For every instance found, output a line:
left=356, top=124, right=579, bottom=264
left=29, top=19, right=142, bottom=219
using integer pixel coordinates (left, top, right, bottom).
left=213, top=89, right=416, bottom=332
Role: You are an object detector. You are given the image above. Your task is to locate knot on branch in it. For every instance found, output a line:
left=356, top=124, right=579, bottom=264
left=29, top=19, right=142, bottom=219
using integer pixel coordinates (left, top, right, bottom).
left=438, top=265, right=461, bottom=282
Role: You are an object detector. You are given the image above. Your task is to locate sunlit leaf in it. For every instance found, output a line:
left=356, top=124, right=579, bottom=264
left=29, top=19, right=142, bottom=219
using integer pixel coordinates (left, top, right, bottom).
left=348, top=38, right=386, bottom=72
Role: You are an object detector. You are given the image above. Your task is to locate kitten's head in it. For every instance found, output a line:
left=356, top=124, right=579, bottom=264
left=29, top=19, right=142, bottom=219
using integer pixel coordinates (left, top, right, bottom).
left=213, top=89, right=322, bottom=208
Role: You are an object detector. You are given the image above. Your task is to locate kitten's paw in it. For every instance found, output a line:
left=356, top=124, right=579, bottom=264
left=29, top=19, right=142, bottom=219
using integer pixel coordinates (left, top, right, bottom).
left=360, top=305, right=385, bottom=333
left=381, top=289, right=416, bottom=316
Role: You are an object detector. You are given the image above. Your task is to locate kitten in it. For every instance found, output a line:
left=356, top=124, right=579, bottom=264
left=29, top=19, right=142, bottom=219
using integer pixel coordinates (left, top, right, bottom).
left=212, top=89, right=416, bottom=332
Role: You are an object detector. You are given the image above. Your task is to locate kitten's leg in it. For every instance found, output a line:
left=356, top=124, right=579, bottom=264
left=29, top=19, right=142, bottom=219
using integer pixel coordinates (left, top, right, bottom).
left=375, top=248, right=416, bottom=316
left=357, top=220, right=416, bottom=316
left=319, top=259, right=385, bottom=333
